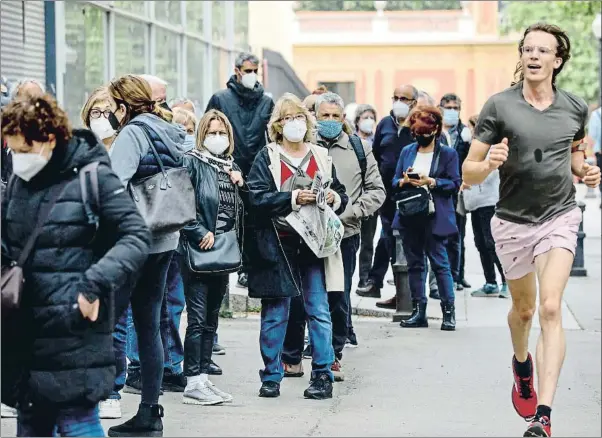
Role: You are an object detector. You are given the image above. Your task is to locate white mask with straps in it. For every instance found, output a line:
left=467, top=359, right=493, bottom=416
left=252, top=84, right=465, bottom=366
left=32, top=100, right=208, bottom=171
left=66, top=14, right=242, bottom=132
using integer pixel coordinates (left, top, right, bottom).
left=90, top=117, right=116, bottom=140
left=203, top=134, right=230, bottom=156
left=12, top=146, right=52, bottom=182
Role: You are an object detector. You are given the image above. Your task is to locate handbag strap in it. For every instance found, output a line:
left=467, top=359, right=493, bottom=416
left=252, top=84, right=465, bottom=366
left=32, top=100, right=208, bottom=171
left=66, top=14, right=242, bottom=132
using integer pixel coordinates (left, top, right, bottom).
left=16, top=179, right=69, bottom=267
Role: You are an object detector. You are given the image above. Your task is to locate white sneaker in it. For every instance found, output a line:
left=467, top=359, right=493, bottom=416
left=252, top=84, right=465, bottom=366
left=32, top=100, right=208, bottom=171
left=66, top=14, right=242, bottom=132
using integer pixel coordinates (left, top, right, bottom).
left=98, top=399, right=122, bottom=419
left=182, top=381, right=224, bottom=405
left=207, top=381, right=233, bottom=403
left=1, top=403, right=17, bottom=418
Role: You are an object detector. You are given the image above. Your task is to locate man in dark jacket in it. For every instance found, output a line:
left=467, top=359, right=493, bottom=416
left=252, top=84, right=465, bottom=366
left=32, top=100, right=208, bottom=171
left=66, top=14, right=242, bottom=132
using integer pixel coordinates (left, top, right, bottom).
left=205, top=52, right=274, bottom=288
left=356, top=84, right=417, bottom=305
left=439, top=92, right=472, bottom=291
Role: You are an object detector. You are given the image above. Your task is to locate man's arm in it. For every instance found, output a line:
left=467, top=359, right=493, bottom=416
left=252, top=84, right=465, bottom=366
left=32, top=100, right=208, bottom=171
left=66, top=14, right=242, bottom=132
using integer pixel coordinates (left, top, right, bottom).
left=571, top=139, right=587, bottom=178
left=462, top=139, right=493, bottom=185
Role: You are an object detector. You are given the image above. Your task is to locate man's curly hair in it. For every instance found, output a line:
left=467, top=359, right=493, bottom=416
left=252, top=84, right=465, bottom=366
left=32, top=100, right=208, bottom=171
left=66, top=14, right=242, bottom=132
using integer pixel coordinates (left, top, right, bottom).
left=1, top=93, right=72, bottom=147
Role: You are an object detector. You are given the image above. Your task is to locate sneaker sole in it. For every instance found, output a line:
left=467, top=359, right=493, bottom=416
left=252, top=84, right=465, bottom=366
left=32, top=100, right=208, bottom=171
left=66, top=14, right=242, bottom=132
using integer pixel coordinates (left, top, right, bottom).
left=99, top=412, right=122, bottom=419
left=523, top=424, right=549, bottom=437
left=182, top=396, right=224, bottom=406
left=258, top=391, right=280, bottom=398
left=108, top=430, right=162, bottom=437
left=471, top=293, right=499, bottom=298
left=345, top=343, right=358, bottom=349
left=284, top=372, right=304, bottom=378
left=303, top=392, right=333, bottom=400
left=212, top=350, right=226, bottom=356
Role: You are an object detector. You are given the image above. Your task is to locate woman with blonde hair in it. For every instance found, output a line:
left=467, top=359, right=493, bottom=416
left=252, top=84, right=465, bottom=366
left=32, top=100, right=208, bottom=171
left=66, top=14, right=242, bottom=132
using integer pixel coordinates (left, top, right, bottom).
left=81, top=86, right=116, bottom=150
left=175, top=109, right=243, bottom=406
left=246, top=93, right=348, bottom=400
left=172, top=107, right=197, bottom=151
left=106, top=74, right=188, bottom=437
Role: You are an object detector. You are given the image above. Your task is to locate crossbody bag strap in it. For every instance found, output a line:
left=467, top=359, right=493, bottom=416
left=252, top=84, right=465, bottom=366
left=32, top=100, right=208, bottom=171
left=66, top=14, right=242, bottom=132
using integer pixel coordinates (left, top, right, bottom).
left=16, top=179, right=69, bottom=266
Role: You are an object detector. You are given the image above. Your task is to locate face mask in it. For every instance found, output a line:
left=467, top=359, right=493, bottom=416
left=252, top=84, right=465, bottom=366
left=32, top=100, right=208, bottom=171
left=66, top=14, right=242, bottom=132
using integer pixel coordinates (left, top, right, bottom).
left=12, top=146, right=52, bottom=182
left=460, top=126, right=472, bottom=143
left=203, top=134, right=230, bottom=156
left=392, top=101, right=410, bottom=119
left=183, top=134, right=196, bottom=152
left=108, top=111, right=122, bottom=131
left=317, top=120, right=343, bottom=140
left=90, top=117, right=116, bottom=140
left=358, top=118, right=375, bottom=134
left=282, top=119, right=307, bottom=143
left=415, top=135, right=435, bottom=147
left=241, top=72, right=257, bottom=90
left=443, top=109, right=460, bottom=126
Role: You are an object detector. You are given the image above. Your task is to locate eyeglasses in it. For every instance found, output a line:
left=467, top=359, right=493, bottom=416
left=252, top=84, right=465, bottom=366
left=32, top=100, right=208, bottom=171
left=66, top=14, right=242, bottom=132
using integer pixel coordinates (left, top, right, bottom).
left=392, top=96, right=414, bottom=103
left=281, top=114, right=307, bottom=124
left=522, top=45, right=555, bottom=56
left=89, top=109, right=112, bottom=119
left=242, top=68, right=259, bottom=74
left=442, top=106, right=460, bottom=111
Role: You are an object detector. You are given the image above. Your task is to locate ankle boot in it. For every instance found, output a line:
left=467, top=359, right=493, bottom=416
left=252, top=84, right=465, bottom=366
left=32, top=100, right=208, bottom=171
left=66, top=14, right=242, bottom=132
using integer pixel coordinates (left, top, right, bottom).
left=108, top=403, right=164, bottom=437
left=440, top=301, right=456, bottom=331
left=400, top=301, right=428, bottom=328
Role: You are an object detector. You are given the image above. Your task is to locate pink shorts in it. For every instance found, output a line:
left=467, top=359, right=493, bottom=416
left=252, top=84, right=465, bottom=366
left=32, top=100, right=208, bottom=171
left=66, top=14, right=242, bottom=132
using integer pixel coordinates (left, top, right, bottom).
left=490, top=207, right=582, bottom=280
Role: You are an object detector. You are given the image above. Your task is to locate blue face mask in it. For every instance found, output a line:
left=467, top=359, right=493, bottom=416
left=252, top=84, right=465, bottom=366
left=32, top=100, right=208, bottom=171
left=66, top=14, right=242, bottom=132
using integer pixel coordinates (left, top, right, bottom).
left=317, top=120, right=343, bottom=140
left=183, top=134, right=196, bottom=152
left=442, top=109, right=459, bottom=126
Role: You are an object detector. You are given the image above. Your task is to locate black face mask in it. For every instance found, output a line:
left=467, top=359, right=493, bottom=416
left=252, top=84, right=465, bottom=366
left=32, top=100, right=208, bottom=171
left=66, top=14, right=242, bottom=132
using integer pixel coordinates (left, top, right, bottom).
left=415, top=135, right=435, bottom=147
left=108, top=111, right=121, bottom=131
left=159, top=101, right=171, bottom=112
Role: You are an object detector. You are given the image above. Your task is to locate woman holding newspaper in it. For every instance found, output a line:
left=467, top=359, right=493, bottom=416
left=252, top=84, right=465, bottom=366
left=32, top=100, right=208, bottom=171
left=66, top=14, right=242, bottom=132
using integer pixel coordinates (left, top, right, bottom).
left=246, top=93, right=348, bottom=400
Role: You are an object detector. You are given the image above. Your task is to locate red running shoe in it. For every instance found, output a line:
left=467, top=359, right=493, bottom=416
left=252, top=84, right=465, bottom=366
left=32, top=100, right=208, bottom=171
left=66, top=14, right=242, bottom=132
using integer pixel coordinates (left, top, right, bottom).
left=523, top=416, right=551, bottom=437
left=512, top=353, right=538, bottom=419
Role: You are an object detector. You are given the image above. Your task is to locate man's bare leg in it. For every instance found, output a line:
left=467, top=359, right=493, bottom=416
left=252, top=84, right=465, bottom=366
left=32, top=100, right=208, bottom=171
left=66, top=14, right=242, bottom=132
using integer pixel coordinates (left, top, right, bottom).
left=507, top=273, right=537, bottom=362
left=533, top=248, right=573, bottom=408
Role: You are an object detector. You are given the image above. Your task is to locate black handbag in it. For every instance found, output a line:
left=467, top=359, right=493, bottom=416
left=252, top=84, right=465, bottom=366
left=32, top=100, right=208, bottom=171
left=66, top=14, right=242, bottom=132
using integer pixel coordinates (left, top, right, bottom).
left=184, top=187, right=243, bottom=275
left=128, top=123, right=196, bottom=235
left=395, top=149, right=440, bottom=219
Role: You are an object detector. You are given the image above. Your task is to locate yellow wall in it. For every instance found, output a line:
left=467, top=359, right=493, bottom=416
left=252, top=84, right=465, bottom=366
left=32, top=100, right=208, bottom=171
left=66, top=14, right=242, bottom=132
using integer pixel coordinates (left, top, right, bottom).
left=293, top=42, right=518, bottom=120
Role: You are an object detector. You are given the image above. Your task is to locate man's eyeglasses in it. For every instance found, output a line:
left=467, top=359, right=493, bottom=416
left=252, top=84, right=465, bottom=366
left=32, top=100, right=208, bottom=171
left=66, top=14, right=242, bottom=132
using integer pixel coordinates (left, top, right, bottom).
left=281, top=114, right=307, bottom=124
left=392, top=96, right=414, bottom=103
left=242, top=68, right=259, bottom=74
left=89, top=109, right=112, bottom=119
left=522, top=45, right=555, bottom=56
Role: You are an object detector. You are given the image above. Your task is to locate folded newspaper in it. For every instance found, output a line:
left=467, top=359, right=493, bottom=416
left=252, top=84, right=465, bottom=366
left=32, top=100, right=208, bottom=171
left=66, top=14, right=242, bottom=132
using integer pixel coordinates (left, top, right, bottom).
left=285, top=172, right=344, bottom=258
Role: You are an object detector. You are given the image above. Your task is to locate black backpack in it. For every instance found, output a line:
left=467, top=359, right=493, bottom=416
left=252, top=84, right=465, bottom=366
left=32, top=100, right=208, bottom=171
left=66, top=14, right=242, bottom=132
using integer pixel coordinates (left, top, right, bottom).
left=348, top=134, right=367, bottom=187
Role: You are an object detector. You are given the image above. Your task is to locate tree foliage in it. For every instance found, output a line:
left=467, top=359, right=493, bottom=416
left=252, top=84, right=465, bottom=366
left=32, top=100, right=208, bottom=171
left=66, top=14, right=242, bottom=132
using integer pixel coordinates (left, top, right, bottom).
left=295, top=0, right=461, bottom=12
left=501, top=1, right=601, bottom=104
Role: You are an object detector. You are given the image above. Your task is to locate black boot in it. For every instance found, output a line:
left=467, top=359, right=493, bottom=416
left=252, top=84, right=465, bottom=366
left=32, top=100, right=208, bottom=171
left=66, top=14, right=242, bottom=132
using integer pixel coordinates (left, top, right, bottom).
left=108, top=403, right=164, bottom=437
left=440, top=301, right=456, bottom=331
left=399, top=301, right=428, bottom=328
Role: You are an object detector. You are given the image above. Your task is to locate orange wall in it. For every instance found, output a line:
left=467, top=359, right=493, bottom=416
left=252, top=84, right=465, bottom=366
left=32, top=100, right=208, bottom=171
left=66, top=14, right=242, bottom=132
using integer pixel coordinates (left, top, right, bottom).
left=293, top=42, right=518, bottom=121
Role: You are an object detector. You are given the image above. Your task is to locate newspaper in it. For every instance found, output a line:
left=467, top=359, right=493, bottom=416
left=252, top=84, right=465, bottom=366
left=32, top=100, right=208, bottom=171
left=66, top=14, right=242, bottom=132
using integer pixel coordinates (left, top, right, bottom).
left=285, top=171, right=344, bottom=258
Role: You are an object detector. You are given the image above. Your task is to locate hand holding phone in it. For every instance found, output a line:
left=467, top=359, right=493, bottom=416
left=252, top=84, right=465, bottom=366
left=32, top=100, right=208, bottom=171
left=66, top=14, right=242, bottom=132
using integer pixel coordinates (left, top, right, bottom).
left=407, top=172, right=420, bottom=180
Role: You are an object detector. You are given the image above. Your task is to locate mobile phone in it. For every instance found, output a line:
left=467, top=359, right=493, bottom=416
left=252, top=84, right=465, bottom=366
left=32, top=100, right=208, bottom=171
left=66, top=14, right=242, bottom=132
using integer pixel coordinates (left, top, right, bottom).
left=407, top=172, right=420, bottom=180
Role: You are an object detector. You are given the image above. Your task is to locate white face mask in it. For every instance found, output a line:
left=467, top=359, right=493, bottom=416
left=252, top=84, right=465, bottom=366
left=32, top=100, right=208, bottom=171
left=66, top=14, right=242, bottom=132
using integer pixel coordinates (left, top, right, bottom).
left=241, top=72, right=258, bottom=90
left=358, top=118, right=375, bottom=134
left=90, top=117, right=116, bottom=140
left=392, top=101, right=410, bottom=119
left=12, top=146, right=52, bottom=182
left=460, top=126, right=472, bottom=143
left=203, top=134, right=230, bottom=156
left=282, top=119, right=307, bottom=143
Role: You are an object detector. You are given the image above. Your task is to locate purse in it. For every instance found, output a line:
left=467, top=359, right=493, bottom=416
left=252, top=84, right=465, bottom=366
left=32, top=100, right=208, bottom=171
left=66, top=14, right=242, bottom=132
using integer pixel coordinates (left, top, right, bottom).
left=1, top=178, right=68, bottom=312
left=395, top=149, right=441, bottom=219
left=184, top=187, right=243, bottom=275
left=128, top=122, right=196, bottom=235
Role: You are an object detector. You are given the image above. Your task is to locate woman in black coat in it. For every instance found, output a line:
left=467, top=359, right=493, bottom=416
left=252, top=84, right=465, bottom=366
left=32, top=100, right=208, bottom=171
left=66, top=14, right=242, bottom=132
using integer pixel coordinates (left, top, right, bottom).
left=1, top=94, right=150, bottom=436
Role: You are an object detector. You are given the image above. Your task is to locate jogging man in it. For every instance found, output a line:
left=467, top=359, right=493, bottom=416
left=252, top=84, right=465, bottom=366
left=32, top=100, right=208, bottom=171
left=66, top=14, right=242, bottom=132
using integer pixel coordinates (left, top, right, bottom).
left=463, top=23, right=600, bottom=437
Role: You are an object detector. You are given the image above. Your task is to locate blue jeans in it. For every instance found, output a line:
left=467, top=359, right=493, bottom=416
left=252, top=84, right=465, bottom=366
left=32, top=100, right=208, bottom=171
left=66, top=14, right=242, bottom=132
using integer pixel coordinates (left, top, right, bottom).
left=260, top=260, right=334, bottom=383
left=17, top=404, right=104, bottom=437
left=402, top=227, right=455, bottom=304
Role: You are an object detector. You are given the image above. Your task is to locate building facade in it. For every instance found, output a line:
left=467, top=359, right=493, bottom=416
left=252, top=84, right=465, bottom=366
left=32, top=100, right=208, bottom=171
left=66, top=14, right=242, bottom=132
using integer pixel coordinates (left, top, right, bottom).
left=1, top=0, right=250, bottom=124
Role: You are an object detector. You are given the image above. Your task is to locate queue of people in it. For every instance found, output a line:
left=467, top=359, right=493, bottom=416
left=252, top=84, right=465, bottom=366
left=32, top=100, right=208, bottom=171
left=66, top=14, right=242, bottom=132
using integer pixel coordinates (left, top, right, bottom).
left=3, top=47, right=588, bottom=437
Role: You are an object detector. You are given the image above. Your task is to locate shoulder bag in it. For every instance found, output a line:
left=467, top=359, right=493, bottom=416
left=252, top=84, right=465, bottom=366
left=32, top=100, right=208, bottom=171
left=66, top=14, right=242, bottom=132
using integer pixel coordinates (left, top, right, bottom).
left=395, top=149, right=440, bottom=219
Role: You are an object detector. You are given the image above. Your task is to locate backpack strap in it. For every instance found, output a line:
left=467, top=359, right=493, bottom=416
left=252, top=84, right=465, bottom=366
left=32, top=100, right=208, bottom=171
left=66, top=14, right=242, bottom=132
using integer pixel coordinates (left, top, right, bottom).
left=79, top=162, right=101, bottom=228
left=348, top=134, right=367, bottom=187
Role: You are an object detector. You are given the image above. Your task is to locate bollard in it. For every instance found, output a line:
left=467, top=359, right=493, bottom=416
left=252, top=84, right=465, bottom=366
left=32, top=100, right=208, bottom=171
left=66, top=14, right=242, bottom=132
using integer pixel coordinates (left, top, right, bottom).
left=570, top=201, right=587, bottom=277
left=392, top=230, right=412, bottom=322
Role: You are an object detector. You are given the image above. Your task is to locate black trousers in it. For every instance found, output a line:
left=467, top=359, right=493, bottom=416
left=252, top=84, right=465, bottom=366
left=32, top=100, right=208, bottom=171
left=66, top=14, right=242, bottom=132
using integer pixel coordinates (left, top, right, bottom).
left=358, top=214, right=378, bottom=285
left=178, top=253, right=228, bottom=376
left=447, top=212, right=467, bottom=282
left=471, top=206, right=505, bottom=285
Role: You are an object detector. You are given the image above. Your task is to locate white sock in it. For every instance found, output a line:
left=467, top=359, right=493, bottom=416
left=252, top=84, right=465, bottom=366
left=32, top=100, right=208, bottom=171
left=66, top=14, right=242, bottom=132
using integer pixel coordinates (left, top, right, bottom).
left=186, top=375, right=201, bottom=390
left=199, top=373, right=209, bottom=383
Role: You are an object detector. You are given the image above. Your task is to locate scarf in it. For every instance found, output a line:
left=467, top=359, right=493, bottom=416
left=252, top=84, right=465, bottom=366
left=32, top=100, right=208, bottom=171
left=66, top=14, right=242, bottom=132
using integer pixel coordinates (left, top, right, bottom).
left=188, top=149, right=233, bottom=173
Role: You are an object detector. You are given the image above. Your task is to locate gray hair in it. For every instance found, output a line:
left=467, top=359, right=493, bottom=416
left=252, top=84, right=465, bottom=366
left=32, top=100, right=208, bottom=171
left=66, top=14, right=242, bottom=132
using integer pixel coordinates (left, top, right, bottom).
left=235, top=52, right=260, bottom=69
left=169, top=97, right=197, bottom=114
left=354, top=104, right=377, bottom=127
left=417, top=90, right=435, bottom=106
left=140, top=74, right=168, bottom=86
left=10, top=78, right=46, bottom=99
left=315, top=92, right=345, bottom=114
left=440, top=92, right=462, bottom=107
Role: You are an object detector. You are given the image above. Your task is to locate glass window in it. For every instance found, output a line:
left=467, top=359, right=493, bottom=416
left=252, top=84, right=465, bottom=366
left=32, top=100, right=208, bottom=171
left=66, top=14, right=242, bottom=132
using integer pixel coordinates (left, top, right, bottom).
left=154, top=1, right=181, bottom=26
left=212, top=47, right=231, bottom=93
left=64, top=3, right=106, bottom=126
left=185, top=1, right=204, bottom=35
left=114, top=16, right=147, bottom=77
left=320, top=82, right=356, bottom=106
left=113, top=0, right=146, bottom=16
left=154, top=28, right=179, bottom=101
left=212, top=1, right=226, bottom=45
left=234, top=1, right=249, bottom=50
left=187, top=38, right=207, bottom=116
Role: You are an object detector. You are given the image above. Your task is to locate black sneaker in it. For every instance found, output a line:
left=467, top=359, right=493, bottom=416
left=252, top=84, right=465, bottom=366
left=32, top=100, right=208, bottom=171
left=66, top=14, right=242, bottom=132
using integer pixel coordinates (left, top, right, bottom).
left=208, top=360, right=223, bottom=376
left=212, top=343, right=226, bottom=355
left=355, top=279, right=381, bottom=298
left=258, top=381, right=280, bottom=398
left=124, top=373, right=164, bottom=396
left=161, top=373, right=186, bottom=392
left=237, top=272, right=248, bottom=288
left=346, top=331, right=358, bottom=348
left=107, top=403, right=164, bottom=437
left=304, top=374, right=333, bottom=400
left=302, top=344, right=313, bottom=359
